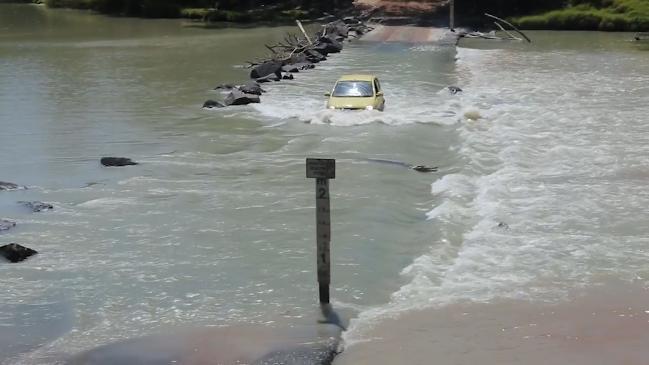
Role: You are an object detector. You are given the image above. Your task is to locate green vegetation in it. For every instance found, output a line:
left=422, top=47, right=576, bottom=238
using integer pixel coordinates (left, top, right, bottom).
left=513, top=0, right=649, bottom=31
left=181, top=6, right=310, bottom=23
left=41, top=0, right=350, bottom=19
left=6, top=0, right=648, bottom=30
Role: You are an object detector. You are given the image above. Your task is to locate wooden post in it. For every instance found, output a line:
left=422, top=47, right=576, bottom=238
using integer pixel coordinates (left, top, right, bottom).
left=450, top=0, right=455, bottom=30
left=306, top=158, right=335, bottom=304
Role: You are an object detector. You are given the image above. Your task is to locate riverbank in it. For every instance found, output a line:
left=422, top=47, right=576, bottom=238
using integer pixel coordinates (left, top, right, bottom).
left=23, top=0, right=355, bottom=21
left=513, top=0, right=649, bottom=31
left=5, top=0, right=648, bottom=31
left=335, top=281, right=649, bottom=365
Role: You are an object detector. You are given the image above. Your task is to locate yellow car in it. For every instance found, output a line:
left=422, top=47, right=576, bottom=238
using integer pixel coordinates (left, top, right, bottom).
left=325, top=74, right=385, bottom=111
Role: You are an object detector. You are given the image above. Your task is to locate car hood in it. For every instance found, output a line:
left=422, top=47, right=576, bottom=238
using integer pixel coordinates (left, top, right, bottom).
left=327, top=96, right=374, bottom=109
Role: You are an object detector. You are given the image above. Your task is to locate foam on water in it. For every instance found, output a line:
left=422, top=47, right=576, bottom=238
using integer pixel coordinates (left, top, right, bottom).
left=343, top=42, right=649, bottom=346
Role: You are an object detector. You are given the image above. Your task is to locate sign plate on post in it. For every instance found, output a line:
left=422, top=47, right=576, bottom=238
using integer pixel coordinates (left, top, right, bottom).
left=306, top=158, right=335, bottom=179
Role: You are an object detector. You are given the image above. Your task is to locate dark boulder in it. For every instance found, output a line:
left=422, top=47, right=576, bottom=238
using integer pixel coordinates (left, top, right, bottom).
left=315, top=37, right=343, bottom=54
left=0, top=219, right=16, bottom=232
left=250, top=61, right=283, bottom=80
left=238, top=82, right=265, bottom=95
left=0, top=243, right=37, bottom=263
left=203, top=100, right=226, bottom=109
left=225, top=89, right=260, bottom=106
left=100, top=157, right=138, bottom=167
left=312, top=43, right=330, bottom=56
left=317, top=41, right=342, bottom=54
left=448, top=86, right=463, bottom=94
left=324, top=22, right=349, bottom=38
left=288, top=53, right=309, bottom=64
left=305, top=49, right=327, bottom=63
left=0, top=181, right=25, bottom=191
left=282, top=73, right=294, bottom=80
left=349, top=26, right=367, bottom=36
left=19, top=201, right=53, bottom=213
left=411, top=165, right=438, bottom=173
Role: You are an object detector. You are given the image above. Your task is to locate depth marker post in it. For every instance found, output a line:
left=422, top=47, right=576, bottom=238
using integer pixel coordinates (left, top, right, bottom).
left=450, top=0, right=455, bottom=30
left=306, top=158, right=335, bottom=304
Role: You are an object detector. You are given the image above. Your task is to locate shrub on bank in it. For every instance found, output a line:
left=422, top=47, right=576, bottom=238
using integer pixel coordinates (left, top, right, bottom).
left=46, top=0, right=184, bottom=17
left=513, top=0, right=649, bottom=31
left=180, top=6, right=310, bottom=23
left=42, top=0, right=349, bottom=20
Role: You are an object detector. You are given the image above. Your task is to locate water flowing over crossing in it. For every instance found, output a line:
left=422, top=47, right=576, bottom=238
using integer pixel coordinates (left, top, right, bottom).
left=1, top=5, right=649, bottom=363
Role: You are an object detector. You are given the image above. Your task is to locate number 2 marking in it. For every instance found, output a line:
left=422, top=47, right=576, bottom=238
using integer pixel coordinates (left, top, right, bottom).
left=318, top=188, right=327, bottom=199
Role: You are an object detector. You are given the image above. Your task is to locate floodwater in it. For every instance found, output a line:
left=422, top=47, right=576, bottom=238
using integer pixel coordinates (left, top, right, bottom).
left=1, top=4, right=649, bottom=364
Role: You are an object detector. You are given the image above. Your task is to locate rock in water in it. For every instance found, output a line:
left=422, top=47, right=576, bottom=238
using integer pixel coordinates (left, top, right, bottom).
left=202, top=100, right=226, bottom=109
left=19, top=201, right=53, bottom=212
left=0, top=181, right=24, bottom=191
left=238, top=82, right=265, bottom=96
left=411, top=165, right=438, bottom=173
left=0, top=219, right=16, bottom=232
left=225, top=90, right=260, bottom=106
left=317, top=37, right=343, bottom=53
left=448, top=86, right=463, bottom=94
left=305, top=49, right=326, bottom=63
left=250, top=61, right=283, bottom=79
left=100, top=157, right=138, bottom=167
left=282, top=73, right=294, bottom=80
left=0, top=243, right=38, bottom=263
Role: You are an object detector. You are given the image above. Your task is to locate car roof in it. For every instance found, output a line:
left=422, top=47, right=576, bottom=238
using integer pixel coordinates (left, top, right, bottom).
left=337, top=74, right=376, bottom=82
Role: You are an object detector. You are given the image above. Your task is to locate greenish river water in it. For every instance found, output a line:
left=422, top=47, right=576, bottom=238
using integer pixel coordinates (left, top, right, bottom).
left=1, top=4, right=649, bottom=364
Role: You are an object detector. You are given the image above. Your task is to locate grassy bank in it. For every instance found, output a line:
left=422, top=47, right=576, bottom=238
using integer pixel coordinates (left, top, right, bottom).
left=41, top=0, right=349, bottom=20
left=180, top=7, right=310, bottom=23
left=513, top=0, right=649, bottom=31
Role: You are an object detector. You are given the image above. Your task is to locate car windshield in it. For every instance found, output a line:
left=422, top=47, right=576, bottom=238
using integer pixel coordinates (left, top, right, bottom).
left=332, top=81, right=374, bottom=97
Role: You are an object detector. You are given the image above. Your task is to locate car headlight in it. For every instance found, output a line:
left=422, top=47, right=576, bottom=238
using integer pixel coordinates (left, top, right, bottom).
left=365, top=106, right=374, bottom=110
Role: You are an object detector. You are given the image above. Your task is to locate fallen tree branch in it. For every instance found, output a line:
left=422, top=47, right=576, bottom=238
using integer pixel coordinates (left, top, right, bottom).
left=485, top=13, right=531, bottom=43
left=296, top=20, right=313, bottom=45
left=493, top=21, right=521, bottom=41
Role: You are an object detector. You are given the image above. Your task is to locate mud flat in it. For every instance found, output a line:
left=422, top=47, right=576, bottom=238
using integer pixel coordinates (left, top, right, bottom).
left=68, top=322, right=341, bottom=364
left=335, top=281, right=649, bottom=365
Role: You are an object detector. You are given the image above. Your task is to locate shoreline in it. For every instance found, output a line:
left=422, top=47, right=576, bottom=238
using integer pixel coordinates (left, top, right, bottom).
left=1, top=0, right=647, bottom=32
left=334, top=280, right=649, bottom=365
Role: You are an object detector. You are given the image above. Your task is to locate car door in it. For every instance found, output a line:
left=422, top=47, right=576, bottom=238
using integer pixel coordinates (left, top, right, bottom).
left=373, top=78, right=385, bottom=110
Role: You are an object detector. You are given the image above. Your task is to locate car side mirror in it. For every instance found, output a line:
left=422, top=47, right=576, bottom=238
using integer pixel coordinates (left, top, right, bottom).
left=376, top=91, right=384, bottom=96
left=324, top=92, right=331, bottom=97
